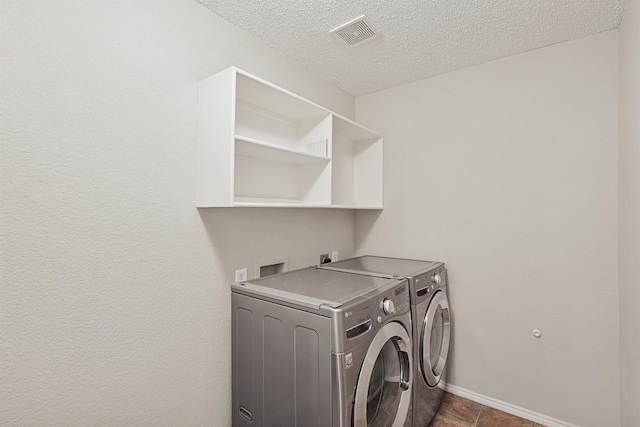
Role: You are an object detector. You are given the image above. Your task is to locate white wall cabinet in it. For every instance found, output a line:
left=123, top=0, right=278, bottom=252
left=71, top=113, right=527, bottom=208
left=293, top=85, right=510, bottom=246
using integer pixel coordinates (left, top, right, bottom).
left=197, top=67, right=383, bottom=208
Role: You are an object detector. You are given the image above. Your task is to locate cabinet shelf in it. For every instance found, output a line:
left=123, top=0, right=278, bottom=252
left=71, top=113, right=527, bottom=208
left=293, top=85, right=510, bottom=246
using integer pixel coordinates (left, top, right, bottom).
left=197, top=66, right=383, bottom=209
left=235, top=136, right=329, bottom=165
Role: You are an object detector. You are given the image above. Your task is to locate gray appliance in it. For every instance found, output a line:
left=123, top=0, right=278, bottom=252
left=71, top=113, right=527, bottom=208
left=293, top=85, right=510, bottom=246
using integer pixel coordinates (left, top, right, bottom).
left=320, top=256, right=451, bottom=427
left=232, top=266, right=414, bottom=427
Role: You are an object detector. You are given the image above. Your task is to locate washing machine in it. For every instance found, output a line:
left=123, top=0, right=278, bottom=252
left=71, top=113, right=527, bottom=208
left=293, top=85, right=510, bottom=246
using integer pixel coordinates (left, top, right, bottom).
left=320, top=256, right=451, bottom=427
left=231, top=266, right=414, bottom=427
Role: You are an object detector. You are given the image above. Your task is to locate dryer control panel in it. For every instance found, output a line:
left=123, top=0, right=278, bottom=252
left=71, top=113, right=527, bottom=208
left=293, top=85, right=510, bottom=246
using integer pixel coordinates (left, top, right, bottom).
left=332, top=281, right=411, bottom=353
left=414, top=266, right=447, bottom=301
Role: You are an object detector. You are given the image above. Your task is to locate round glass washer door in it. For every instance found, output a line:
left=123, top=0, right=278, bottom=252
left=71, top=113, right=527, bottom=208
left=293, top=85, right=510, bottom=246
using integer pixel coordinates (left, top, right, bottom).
left=352, top=321, right=412, bottom=427
left=420, top=290, right=451, bottom=387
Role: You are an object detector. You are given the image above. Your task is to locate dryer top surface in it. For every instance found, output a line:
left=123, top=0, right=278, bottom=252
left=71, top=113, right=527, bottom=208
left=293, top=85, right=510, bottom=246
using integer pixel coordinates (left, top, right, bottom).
left=236, top=267, right=401, bottom=310
left=325, top=256, right=441, bottom=278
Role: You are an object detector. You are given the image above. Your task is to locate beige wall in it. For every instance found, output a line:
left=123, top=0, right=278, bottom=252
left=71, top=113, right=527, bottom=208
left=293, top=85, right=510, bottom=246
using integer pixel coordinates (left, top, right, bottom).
left=0, top=1, right=356, bottom=425
left=619, top=0, right=640, bottom=425
left=355, top=31, right=620, bottom=427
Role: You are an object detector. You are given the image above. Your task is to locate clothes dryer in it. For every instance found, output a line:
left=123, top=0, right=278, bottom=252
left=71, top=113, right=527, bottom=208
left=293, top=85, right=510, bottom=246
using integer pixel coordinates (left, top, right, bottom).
left=320, top=256, right=451, bottom=427
left=232, top=266, right=413, bottom=427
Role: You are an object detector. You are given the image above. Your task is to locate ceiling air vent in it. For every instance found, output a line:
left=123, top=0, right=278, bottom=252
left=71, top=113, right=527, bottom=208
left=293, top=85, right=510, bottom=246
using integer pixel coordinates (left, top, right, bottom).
left=330, top=15, right=380, bottom=48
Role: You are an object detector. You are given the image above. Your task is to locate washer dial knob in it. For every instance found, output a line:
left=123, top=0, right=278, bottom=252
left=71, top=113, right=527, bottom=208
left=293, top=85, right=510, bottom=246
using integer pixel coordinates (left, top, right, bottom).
left=431, top=273, right=442, bottom=285
left=381, top=298, right=396, bottom=314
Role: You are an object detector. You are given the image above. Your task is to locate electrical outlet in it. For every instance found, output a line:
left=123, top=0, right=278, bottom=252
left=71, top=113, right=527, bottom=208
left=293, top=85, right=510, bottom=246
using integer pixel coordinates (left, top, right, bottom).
left=235, top=268, right=247, bottom=282
left=331, top=251, right=339, bottom=262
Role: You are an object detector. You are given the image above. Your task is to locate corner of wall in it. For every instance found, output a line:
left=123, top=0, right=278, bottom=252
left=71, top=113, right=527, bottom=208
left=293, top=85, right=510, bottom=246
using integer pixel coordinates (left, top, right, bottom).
left=618, top=0, right=640, bottom=425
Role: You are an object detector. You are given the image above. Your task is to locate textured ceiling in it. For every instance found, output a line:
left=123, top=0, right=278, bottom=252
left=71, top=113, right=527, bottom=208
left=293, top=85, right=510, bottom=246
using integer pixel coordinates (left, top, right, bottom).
left=196, top=0, right=628, bottom=97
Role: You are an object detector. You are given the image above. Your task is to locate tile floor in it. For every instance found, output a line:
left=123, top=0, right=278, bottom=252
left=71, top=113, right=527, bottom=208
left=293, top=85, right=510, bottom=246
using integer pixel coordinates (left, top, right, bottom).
left=431, top=392, right=545, bottom=427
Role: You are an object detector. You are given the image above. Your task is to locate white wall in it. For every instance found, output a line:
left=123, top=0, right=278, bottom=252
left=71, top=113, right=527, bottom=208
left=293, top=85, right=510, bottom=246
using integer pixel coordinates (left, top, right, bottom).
left=355, top=31, right=620, bottom=427
left=618, top=0, right=640, bottom=425
left=1, top=1, right=632, bottom=426
left=0, top=1, right=356, bottom=425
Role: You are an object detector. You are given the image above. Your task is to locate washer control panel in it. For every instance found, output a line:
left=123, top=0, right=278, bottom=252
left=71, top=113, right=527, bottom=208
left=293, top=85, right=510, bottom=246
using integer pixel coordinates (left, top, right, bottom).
left=431, top=273, right=442, bottom=285
left=381, top=298, right=395, bottom=314
left=374, top=283, right=409, bottom=322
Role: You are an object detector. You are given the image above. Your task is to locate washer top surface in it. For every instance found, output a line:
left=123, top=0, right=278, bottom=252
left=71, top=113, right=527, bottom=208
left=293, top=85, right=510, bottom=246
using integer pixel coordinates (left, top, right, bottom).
left=325, top=256, right=440, bottom=278
left=235, top=266, right=401, bottom=310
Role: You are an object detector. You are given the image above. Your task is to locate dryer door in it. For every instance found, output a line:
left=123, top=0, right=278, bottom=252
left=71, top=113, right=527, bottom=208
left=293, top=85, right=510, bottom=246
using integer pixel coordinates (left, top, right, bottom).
left=420, top=290, right=451, bottom=387
left=352, top=321, right=412, bottom=427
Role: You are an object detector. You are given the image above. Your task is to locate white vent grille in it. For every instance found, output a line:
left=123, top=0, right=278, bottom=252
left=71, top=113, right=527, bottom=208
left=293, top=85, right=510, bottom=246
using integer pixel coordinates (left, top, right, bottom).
left=330, top=15, right=380, bottom=48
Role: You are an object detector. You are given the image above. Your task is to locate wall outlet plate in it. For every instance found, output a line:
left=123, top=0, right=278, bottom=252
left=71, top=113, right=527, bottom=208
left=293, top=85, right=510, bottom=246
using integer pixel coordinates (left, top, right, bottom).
left=235, top=268, right=247, bottom=282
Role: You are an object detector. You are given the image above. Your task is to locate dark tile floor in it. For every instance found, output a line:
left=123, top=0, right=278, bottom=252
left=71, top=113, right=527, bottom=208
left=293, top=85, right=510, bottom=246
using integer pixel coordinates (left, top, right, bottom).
left=431, top=392, right=545, bottom=427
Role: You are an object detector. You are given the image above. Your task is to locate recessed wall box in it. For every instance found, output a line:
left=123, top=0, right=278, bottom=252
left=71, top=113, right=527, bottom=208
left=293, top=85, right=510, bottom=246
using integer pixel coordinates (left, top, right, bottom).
left=255, top=257, right=289, bottom=278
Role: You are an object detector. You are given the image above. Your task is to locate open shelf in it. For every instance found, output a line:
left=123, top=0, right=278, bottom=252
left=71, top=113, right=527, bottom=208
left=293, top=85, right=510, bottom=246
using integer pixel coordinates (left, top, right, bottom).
left=197, top=66, right=383, bottom=209
left=234, top=152, right=331, bottom=206
left=235, top=136, right=330, bottom=165
left=331, top=116, right=383, bottom=208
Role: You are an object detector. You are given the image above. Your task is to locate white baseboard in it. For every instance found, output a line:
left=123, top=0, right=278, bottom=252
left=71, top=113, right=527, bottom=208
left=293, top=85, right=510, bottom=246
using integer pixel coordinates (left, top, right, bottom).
left=443, top=383, right=582, bottom=427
